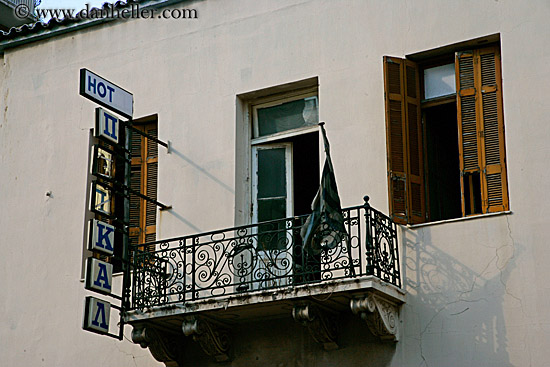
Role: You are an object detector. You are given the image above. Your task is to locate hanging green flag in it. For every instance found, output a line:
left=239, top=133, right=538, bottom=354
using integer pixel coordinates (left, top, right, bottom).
left=300, top=123, right=348, bottom=255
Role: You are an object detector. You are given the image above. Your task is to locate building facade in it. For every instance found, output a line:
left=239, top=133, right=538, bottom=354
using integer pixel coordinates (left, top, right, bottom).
left=1, top=0, right=549, bottom=366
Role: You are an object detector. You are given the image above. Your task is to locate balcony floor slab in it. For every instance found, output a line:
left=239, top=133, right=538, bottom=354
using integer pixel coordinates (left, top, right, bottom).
left=125, top=276, right=405, bottom=333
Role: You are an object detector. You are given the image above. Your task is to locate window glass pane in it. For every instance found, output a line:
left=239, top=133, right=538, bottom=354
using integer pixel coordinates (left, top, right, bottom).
left=258, top=198, right=287, bottom=250
left=257, top=96, right=318, bottom=137
left=257, top=148, right=286, bottom=198
left=424, top=63, right=456, bottom=99
left=258, top=198, right=286, bottom=223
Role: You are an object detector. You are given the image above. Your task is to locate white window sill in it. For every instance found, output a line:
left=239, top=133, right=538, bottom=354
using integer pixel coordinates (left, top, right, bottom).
left=406, top=210, right=512, bottom=229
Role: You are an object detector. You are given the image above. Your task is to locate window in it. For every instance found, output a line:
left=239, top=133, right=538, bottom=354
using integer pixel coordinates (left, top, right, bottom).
left=384, top=44, right=508, bottom=224
left=129, top=117, right=158, bottom=250
left=252, top=143, right=293, bottom=250
left=250, top=90, right=320, bottom=225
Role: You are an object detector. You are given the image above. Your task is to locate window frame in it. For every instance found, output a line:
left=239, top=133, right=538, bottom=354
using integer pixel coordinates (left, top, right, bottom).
left=251, top=143, right=294, bottom=224
left=383, top=42, right=509, bottom=225
left=248, top=87, right=320, bottom=222
left=236, top=81, right=320, bottom=230
left=250, top=88, right=319, bottom=144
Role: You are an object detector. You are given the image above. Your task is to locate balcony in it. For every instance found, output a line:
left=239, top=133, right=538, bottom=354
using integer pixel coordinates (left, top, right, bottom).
left=126, top=197, right=405, bottom=364
left=0, top=0, right=36, bottom=30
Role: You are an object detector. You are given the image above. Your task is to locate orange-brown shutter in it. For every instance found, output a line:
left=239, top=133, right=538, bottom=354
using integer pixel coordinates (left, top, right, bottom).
left=384, top=56, right=425, bottom=224
left=478, top=47, right=508, bottom=212
left=456, top=47, right=508, bottom=214
left=404, top=61, right=425, bottom=223
left=144, top=125, right=158, bottom=251
left=128, top=121, right=158, bottom=252
left=129, top=127, right=143, bottom=249
left=456, top=50, right=480, bottom=216
left=384, top=56, right=407, bottom=224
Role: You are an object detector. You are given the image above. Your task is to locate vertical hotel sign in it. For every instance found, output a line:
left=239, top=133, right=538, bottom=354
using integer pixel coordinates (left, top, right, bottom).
left=80, top=69, right=133, bottom=339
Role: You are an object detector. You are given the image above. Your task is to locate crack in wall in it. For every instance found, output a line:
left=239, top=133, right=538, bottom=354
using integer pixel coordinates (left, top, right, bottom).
left=413, top=220, right=510, bottom=367
left=450, top=307, right=469, bottom=316
left=418, top=296, right=491, bottom=366
left=498, top=215, right=525, bottom=316
left=458, top=253, right=495, bottom=301
left=115, top=343, right=140, bottom=367
left=112, top=328, right=152, bottom=367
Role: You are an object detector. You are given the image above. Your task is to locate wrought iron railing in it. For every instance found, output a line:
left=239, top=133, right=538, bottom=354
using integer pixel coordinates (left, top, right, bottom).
left=130, top=196, right=400, bottom=311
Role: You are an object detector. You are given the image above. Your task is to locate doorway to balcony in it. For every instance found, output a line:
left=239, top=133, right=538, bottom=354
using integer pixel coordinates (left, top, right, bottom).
left=250, top=91, right=320, bottom=289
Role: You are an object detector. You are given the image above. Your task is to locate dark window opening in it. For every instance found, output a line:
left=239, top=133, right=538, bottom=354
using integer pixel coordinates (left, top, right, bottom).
left=289, top=132, right=319, bottom=283
left=463, top=172, right=482, bottom=216
left=290, top=132, right=320, bottom=217
left=424, top=102, right=462, bottom=221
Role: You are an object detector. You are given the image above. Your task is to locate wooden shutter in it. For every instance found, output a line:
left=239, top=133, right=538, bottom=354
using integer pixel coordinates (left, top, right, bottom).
left=456, top=47, right=508, bottom=215
left=456, top=50, right=480, bottom=216
left=143, top=125, right=158, bottom=250
left=404, top=61, right=425, bottom=223
left=129, top=121, right=158, bottom=252
left=478, top=47, right=508, bottom=212
left=129, top=127, right=144, bottom=250
left=384, top=56, right=425, bottom=224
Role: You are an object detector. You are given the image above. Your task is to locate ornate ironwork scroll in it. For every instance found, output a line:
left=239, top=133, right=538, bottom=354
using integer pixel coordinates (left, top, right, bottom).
left=182, top=316, right=230, bottom=362
left=350, top=292, right=400, bottom=341
left=131, top=325, right=181, bottom=366
left=293, top=303, right=339, bottom=350
left=129, top=198, right=401, bottom=311
left=364, top=196, right=401, bottom=287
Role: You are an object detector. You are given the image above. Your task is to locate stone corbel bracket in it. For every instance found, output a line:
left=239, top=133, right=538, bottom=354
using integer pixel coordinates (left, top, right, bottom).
left=350, top=292, right=400, bottom=342
left=131, top=325, right=180, bottom=367
left=182, top=316, right=231, bottom=362
left=292, top=303, right=339, bottom=350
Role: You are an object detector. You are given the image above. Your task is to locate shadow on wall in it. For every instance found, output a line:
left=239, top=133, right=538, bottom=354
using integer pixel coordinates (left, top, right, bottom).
left=160, top=209, right=202, bottom=234
left=157, top=147, right=236, bottom=235
left=170, top=147, right=235, bottom=195
left=401, top=223, right=520, bottom=367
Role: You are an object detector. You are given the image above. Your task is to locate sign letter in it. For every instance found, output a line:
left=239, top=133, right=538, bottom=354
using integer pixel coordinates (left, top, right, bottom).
left=107, top=86, right=115, bottom=102
left=90, top=182, right=111, bottom=216
left=93, top=262, right=112, bottom=291
left=87, top=75, right=97, bottom=94
left=88, top=219, right=115, bottom=255
left=85, top=257, right=113, bottom=295
left=97, top=82, right=106, bottom=98
left=96, top=222, right=114, bottom=251
left=95, top=108, right=120, bottom=144
left=92, top=301, right=108, bottom=328
left=103, top=112, right=118, bottom=140
left=83, top=296, right=111, bottom=334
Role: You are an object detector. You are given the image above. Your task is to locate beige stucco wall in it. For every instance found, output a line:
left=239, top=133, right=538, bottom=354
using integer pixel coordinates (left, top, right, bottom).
left=1, top=0, right=550, bottom=366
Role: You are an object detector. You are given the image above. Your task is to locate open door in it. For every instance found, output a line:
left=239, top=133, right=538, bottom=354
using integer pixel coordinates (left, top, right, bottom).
left=252, top=143, right=293, bottom=289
